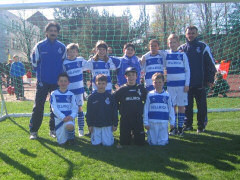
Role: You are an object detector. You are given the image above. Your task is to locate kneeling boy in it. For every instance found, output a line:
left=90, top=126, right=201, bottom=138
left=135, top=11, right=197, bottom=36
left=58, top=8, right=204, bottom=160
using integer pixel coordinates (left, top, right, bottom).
left=86, top=74, right=118, bottom=146
left=50, top=73, right=78, bottom=145
left=143, top=73, right=175, bottom=145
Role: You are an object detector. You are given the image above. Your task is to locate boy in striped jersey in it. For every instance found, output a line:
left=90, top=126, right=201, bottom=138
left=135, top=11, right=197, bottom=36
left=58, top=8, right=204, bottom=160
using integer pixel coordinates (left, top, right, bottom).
left=140, top=39, right=166, bottom=91
left=165, top=34, right=190, bottom=135
left=50, top=73, right=78, bottom=145
left=143, top=73, right=175, bottom=145
left=86, top=41, right=116, bottom=94
left=63, top=43, right=87, bottom=136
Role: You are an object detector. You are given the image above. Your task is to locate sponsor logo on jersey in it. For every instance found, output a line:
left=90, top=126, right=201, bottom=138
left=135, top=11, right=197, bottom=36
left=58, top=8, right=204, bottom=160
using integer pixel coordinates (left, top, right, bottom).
left=126, top=97, right=140, bottom=101
left=105, top=97, right=110, bottom=105
left=92, top=100, right=98, bottom=104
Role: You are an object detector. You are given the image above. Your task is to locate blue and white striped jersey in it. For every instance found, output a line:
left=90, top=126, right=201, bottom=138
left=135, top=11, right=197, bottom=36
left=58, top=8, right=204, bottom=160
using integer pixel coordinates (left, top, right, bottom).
left=142, top=51, right=166, bottom=91
left=63, top=57, right=88, bottom=103
left=86, top=57, right=116, bottom=93
left=143, top=90, right=175, bottom=126
left=164, top=50, right=190, bottom=87
left=50, top=89, right=78, bottom=121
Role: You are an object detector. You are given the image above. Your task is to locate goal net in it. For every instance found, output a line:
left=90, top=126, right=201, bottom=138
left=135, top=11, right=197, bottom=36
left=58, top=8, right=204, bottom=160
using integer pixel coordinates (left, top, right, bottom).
left=0, top=0, right=239, bottom=120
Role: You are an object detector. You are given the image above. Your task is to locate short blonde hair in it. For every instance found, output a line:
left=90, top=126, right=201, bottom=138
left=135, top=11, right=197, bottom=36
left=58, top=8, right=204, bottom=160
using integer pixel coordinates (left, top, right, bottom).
left=167, top=34, right=179, bottom=42
left=152, top=72, right=164, bottom=82
left=66, top=43, right=79, bottom=52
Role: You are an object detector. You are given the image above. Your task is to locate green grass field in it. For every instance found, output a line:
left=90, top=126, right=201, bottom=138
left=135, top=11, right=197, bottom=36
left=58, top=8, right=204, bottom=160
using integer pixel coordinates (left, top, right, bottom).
left=0, top=98, right=240, bottom=179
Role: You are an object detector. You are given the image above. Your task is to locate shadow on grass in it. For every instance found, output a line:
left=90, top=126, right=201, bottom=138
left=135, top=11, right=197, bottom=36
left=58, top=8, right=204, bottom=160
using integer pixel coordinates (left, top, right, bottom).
left=4, top=117, right=240, bottom=179
left=0, top=151, right=45, bottom=179
left=4, top=117, right=74, bottom=179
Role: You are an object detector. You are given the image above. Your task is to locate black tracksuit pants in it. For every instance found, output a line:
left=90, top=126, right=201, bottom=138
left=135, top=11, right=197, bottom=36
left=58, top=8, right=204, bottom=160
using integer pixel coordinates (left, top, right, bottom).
left=29, top=81, right=58, bottom=133
left=185, top=87, right=207, bottom=130
left=120, top=114, right=145, bottom=145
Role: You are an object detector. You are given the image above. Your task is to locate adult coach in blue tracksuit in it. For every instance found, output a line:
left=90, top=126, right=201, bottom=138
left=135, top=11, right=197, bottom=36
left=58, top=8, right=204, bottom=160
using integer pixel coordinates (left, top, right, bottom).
left=29, top=22, right=66, bottom=140
left=179, top=26, right=216, bottom=133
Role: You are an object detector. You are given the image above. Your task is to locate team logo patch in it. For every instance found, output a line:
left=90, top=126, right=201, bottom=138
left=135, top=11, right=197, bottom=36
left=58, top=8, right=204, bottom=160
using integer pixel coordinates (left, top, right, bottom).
left=177, top=54, right=182, bottom=60
left=38, top=82, right=43, bottom=87
left=105, top=97, right=110, bottom=105
left=58, top=48, right=62, bottom=54
left=131, top=59, right=136, bottom=64
left=196, top=47, right=201, bottom=53
left=105, top=63, right=110, bottom=69
left=77, top=61, right=81, bottom=68
left=157, top=58, right=162, bottom=64
left=66, top=95, right=71, bottom=103
left=163, top=96, right=168, bottom=104
left=137, top=89, right=142, bottom=96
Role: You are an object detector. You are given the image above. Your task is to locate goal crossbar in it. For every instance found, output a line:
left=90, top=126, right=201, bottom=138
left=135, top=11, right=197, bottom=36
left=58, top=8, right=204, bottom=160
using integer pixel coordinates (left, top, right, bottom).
left=0, top=0, right=239, bottom=10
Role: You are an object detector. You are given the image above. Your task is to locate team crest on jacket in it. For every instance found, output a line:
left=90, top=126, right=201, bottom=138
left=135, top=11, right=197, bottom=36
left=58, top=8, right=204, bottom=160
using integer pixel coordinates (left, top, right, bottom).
left=196, top=47, right=201, bottom=53
left=58, top=48, right=63, bottom=54
left=105, top=97, right=110, bottom=105
left=105, top=63, right=110, bottom=69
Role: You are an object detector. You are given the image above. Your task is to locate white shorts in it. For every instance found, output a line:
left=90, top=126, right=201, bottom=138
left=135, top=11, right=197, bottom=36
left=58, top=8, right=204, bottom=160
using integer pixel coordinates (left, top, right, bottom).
left=167, top=86, right=188, bottom=106
left=75, top=94, right=84, bottom=106
left=55, top=119, right=75, bottom=145
left=91, top=126, right=114, bottom=146
left=147, top=121, right=169, bottom=146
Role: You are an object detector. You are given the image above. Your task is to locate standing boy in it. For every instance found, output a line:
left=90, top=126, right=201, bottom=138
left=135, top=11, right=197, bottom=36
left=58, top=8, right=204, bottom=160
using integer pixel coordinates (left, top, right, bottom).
left=114, top=67, right=147, bottom=145
left=140, top=39, right=166, bottom=91
left=165, top=34, right=190, bottom=135
left=10, top=55, right=26, bottom=100
left=50, top=73, right=78, bottom=145
left=144, top=73, right=175, bottom=145
left=63, top=43, right=87, bottom=137
left=86, top=74, right=118, bottom=146
left=112, top=43, right=141, bottom=88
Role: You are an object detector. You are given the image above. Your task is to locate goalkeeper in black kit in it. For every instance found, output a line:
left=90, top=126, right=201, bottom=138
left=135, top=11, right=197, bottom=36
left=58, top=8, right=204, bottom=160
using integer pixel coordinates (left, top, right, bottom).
left=114, top=67, right=147, bottom=145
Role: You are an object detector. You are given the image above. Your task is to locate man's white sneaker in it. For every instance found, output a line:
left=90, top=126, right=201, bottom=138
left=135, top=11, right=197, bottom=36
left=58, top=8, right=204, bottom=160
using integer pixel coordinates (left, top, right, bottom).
left=30, top=132, right=38, bottom=140
left=79, top=130, right=84, bottom=137
left=50, top=130, right=56, bottom=138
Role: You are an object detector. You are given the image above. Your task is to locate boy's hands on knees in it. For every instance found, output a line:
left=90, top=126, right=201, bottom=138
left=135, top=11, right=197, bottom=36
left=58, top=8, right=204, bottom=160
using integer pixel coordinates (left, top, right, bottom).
left=112, top=126, right=117, bottom=131
left=88, top=126, right=93, bottom=133
left=144, top=125, right=150, bottom=130
left=184, top=86, right=189, bottom=92
left=63, top=116, right=73, bottom=122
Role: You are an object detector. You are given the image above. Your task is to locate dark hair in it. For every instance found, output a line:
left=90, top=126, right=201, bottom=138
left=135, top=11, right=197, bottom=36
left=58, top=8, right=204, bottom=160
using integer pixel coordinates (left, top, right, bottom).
left=45, top=22, right=61, bottom=32
left=95, top=74, right=108, bottom=83
left=124, top=43, right=135, bottom=51
left=149, top=39, right=160, bottom=46
left=58, top=72, right=69, bottom=81
left=152, top=72, right=164, bottom=82
left=93, top=40, right=109, bottom=62
left=185, top=25, right=198, bottom=32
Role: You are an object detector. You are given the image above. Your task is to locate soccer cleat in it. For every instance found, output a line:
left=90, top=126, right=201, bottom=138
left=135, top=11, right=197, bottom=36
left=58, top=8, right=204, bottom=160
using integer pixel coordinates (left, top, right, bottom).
left=78, top=130, right=84, bottom=137
left=30, top=132, right=38, bottom=140
left=183, top=126, right=193, bottom=131
left=169, top=128, right=177, bottom=136
left=178, top=127, right=184, bottom=136
left=197, top=129, right=204, bottom=134
left=50, top=130, right=56, bottom=138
